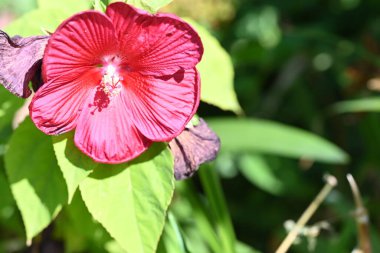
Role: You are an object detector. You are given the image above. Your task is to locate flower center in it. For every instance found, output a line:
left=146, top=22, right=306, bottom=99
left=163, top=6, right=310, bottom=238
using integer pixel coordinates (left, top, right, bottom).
left=100, top=65, right=122, bottom=97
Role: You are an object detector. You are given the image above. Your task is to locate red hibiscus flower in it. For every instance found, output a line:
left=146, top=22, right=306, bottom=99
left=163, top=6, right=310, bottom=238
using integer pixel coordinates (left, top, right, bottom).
left=29, top=2, right=203, bottom=163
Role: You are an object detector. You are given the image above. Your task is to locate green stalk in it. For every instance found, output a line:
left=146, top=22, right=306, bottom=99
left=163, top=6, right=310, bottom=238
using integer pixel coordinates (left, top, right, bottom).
left=178, top=181, right=223, bottom=253
left=199, top=165, right=237, bottom=253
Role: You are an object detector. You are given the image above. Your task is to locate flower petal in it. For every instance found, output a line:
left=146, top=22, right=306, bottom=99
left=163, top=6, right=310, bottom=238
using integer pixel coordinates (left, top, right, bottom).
left=124, top=68, right=200, bottom=141
left=0, top=31, right=48, bottom=97
left=30, top=69, right=100, bottom=135
left=106, top=2, right=203, bottom=76
left=74, top=88, right=151, bottom=164
left=169, top=118, right=221, bottom=180
left=43, top=11, right=117, bottom=82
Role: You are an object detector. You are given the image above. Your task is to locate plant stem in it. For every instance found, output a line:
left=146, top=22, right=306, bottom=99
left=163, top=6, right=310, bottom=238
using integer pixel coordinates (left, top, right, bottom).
left=199, top=165, right=237, bottom=253
left=347, top=174, right=372, bottom=253
left=275, top=174, right=337, bottom=253
left=177, top=181, right=223, bottom=253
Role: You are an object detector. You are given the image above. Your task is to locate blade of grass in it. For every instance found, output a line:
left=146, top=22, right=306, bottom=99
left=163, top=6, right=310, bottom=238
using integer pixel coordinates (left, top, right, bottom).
left=168, top=212, right=191, bottom=253
left=177, top=181, right=223, bottom=253
left=158, top=211, right=191, bottom=253
left=199, top=165, right=237, bottom=253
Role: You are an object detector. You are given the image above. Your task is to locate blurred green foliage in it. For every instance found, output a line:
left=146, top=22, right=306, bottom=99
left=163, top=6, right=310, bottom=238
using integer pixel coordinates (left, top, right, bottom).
left=181, top=0, right=380, bottom=252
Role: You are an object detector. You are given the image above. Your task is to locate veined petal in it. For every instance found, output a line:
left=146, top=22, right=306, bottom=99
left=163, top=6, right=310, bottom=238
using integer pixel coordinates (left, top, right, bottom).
left=169, top=118, right=221, bottom=180
left=0, top=31, right=48, bottom=97
left=43, top=11, right=117, bottom=82
left=124, top=68, right=200, bottom=141
left=30, top=69, right=100, bottom=135
left=74, top=88, right=151, bottom=164
left=106, top=2, right=203, bottom=76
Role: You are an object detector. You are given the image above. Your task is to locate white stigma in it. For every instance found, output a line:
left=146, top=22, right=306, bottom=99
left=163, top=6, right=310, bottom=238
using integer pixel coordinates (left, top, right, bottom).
left=100, top=65, right=122, bottom=97
left=106, top=65, right=116, bottom=76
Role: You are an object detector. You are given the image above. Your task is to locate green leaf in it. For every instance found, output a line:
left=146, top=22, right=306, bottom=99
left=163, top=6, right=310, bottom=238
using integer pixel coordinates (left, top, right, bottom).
left=0, top=87, right=24, bottom=148
left=5, top=9, right=71, bottom=36
left=5, top=0, right=91, bottom=36
left=80, top=143, right=174, bottom=253
left=125, top=0, right=173, bottom=13
left=238, top=154, right=284, bottom=195
left=208, top=118, right=349, bottom=164
left=37, top=0, right=90, bottom=10
left=186, top=19, right=242, bottom=114
left=4, top=118, right=67, bottom=242
left=52, top=132, right=97, bottom=203
left=330, top=98, right=380, bottom=114
left=0, top=160, right=24, bottom=237
left=56, top=192, right=113, bottom=253
left=0, top=166, right=14, bottom=212
left=105, top=240, right=126, bottom=253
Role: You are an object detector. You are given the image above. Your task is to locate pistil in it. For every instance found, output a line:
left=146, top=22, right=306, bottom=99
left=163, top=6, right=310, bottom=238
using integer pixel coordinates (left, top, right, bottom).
left=100, top=65, right=122, bottom=97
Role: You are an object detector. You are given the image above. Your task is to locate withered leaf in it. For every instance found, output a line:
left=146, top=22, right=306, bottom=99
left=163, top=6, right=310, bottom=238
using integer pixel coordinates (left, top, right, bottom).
left=0, top=30, right=48, bottom=98
left=169, top=118, right=220, bottom=180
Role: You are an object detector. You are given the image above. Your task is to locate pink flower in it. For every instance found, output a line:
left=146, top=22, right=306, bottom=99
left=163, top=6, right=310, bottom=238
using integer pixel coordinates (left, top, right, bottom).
left=29, top=2, right=203, bottom=163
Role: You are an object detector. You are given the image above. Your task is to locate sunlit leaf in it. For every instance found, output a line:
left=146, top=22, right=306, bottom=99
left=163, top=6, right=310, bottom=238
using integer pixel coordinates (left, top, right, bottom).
left=37, top=0, right=90, bottom=10
left=186, top=19, right=242, bottom=114
left=208, top=118, right=349, bottom=164
left=5, top=9, right=72, bottom=36
left=80, top=143, right=174, bottom=253
left=105, top=240, right=126, bottom=253
left=5, top=0, right=91, bottom=36
left=4, top=118, right=67, bottom=241
left=52, top=132, right=97, bottom=203
left=125, top=0, right=173, bottom=13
